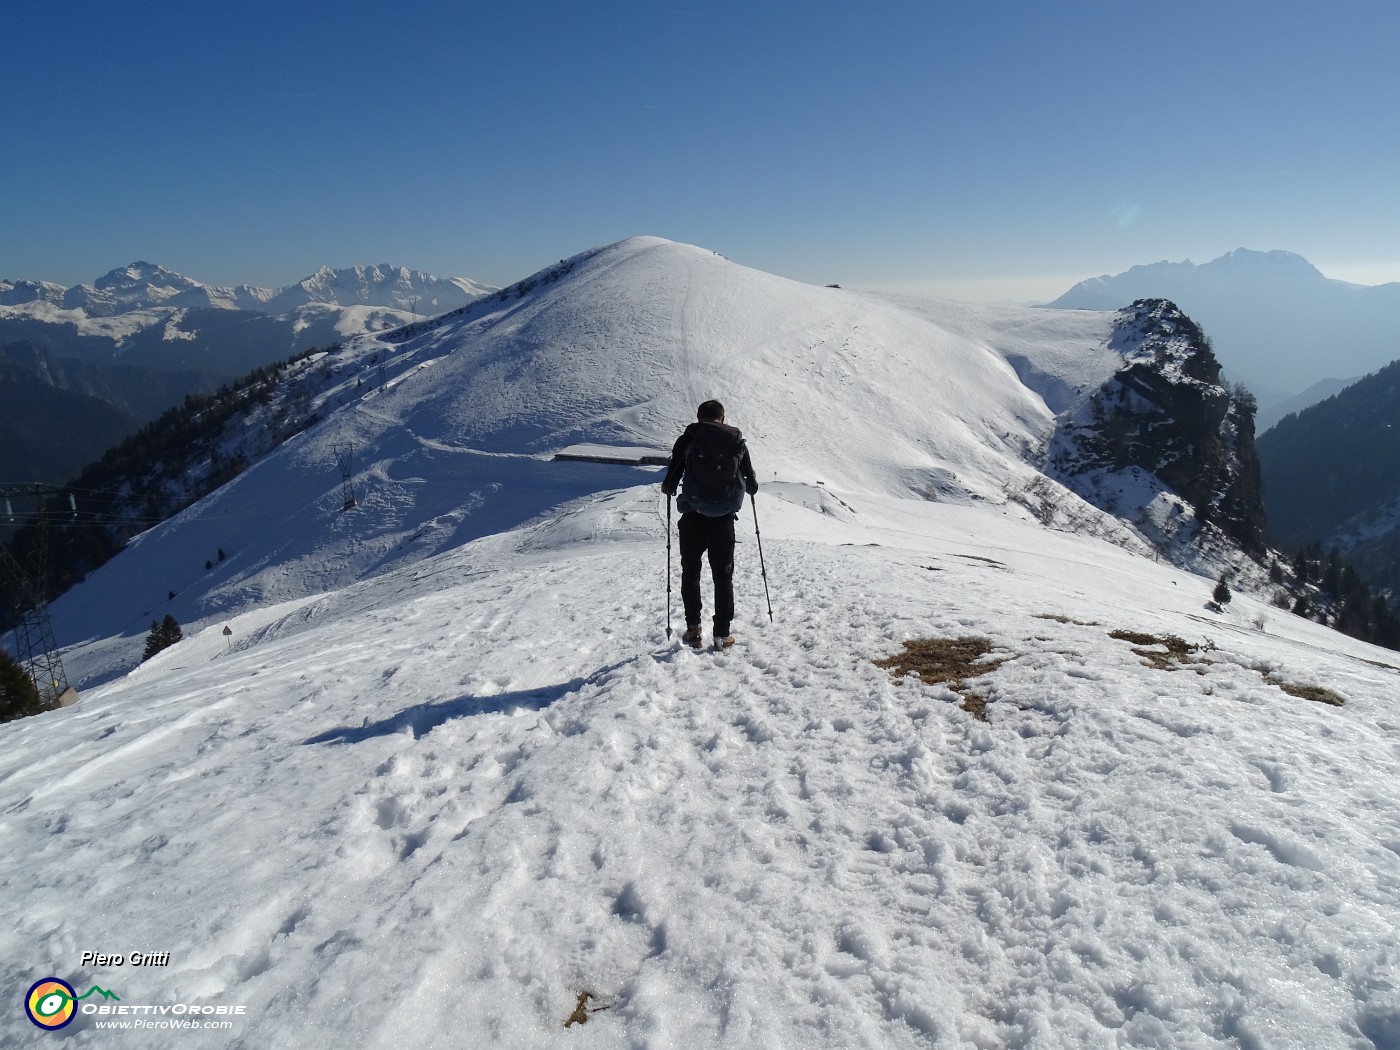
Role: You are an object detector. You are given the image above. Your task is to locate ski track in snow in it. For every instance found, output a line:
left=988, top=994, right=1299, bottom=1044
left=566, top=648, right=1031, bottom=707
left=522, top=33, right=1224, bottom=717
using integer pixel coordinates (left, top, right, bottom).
left=4, top=486, right=1400, bottom=1049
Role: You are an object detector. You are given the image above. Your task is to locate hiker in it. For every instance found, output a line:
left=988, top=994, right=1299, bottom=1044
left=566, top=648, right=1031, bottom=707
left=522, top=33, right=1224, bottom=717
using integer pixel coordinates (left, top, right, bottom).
left=661, top=400, right=759, bottom=650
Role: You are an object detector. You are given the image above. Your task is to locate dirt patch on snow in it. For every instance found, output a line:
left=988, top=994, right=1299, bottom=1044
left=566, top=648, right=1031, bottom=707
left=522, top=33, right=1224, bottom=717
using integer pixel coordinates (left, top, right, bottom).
left=1108, top=629, right=1212, bottom=672
left=874, top=637, right=1009, bottom=722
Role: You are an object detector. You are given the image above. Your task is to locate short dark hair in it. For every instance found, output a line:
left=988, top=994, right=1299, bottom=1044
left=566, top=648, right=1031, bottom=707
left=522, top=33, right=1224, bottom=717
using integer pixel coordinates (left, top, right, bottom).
left=697, top=400, right=724, bottom=422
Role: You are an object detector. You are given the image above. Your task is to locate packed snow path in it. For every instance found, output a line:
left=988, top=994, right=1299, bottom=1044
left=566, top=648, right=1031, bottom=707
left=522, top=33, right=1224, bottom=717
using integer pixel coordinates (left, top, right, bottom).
left=4, top=489, right=1400, bottom=1048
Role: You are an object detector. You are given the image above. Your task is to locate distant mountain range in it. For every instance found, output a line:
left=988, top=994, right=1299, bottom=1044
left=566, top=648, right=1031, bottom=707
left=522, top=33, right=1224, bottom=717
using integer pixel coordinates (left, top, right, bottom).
left=0, top=261, right=495, bottom=380
left=1047, top=249, right=1400, bottom=418
left=0, top=262, right=496, bottom=484
left=1, top=261, right=493, bottom=318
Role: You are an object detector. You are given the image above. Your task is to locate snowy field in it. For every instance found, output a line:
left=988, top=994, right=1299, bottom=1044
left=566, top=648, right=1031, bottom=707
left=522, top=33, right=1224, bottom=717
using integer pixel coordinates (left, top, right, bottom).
left=6, top=484, right=1400, bottom=1048
left=4, top=238, right=1400, bottom=1047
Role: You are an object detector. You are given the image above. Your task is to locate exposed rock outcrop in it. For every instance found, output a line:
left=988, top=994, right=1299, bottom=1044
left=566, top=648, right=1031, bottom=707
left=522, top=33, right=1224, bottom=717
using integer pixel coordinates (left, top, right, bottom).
left=1049, top=299, right=1266, bottom=555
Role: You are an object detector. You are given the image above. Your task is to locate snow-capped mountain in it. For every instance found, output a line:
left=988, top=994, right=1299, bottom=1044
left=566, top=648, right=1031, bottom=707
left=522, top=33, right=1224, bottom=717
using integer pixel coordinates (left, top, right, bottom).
left=0, top=259, right=494, bottom=347
left=5, top=261, right=491, bottom=319
left=0, top=261, right=498, bottom=481
left=0, top=278, right=67, bottom=307
left=263, top=263, right=494, bottom=315
left=4, top=238, right=1398, bottom=1048
left=58, top=261, right=257, bottom=315
left=1047, top=248, right=1400, bottom=409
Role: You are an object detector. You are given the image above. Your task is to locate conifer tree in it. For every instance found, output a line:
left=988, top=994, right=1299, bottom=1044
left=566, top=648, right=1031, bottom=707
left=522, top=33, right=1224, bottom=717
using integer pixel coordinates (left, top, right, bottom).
left=142, top=615, right=183, bottom=662
left=1, top=648, right=44, bottom=723
left=142, top=622, right=163, bottom=662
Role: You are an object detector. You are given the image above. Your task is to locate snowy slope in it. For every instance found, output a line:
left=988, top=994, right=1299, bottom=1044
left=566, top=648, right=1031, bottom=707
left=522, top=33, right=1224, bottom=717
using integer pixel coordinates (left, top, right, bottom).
left=44, top=237, right=1124, bottom=686
left=6, top=488, right=1400, bottom=1049
left=356, top=238, right=1072, bottom=491
left=867, top=295, right=1126, bottom=416
left=5, top=238, right=1400, bottom=1048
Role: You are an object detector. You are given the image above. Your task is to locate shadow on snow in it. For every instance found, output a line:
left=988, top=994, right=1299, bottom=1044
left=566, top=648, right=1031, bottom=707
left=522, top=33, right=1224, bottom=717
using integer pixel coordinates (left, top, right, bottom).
left=303, top=657, right=638, bottom=745
left=303, top=683, right=580, bottom=745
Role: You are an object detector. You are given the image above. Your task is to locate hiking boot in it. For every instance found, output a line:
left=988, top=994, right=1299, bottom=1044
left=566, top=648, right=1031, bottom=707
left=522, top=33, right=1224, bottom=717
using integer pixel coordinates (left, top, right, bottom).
left=712, top=634, right=736, bottom=651
left=681, top=626, right=703, bottom=649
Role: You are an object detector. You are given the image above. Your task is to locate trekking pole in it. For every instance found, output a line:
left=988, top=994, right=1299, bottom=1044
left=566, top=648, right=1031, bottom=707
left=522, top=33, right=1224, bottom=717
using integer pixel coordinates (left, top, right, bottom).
left=752, top=495, right=774, bottom=622
left=665, top=494, right=673, bottom=638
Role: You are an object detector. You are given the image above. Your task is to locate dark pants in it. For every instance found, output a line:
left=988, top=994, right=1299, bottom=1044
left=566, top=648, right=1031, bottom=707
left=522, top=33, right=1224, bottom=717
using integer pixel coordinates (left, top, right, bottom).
left=679, top=511, right=736, bottom=635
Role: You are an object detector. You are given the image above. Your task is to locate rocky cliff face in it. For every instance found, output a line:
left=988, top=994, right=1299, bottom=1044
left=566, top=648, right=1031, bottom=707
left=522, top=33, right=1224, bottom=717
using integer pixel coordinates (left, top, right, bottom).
left=1049, top=299, right=1266, bottom=556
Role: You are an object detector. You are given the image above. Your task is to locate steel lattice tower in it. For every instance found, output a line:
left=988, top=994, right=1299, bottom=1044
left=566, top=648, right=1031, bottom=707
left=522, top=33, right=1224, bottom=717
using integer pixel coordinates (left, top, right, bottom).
left=2, top=485, right=75, bottom=706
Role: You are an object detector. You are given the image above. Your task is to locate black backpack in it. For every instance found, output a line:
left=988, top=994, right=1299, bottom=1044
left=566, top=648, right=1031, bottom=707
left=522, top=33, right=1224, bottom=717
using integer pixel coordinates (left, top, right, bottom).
left=684, top=425, right=745, bottom=513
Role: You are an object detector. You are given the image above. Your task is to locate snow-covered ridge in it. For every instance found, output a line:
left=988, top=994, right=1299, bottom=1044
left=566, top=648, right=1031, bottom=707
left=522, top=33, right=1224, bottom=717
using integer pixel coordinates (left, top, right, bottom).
left=44, top=236, right=1230, bottom=682
left=7, top=236, right=1400, bottom=1049
left=331, top=236, right=1082, bottom=497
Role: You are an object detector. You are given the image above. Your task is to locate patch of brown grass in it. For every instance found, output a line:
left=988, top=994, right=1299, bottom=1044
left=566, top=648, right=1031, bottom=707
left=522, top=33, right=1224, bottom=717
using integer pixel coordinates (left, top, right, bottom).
left=564, top=992, right=610, bottom=1028
left=874, top=637, right=1008, bottom=722
left=1034, top=613, right=1101, bottom=626
left=1108, top=629, right=1209, bottom=671
left=1268, top=678, right=1345, bottom=707
left=875, top=637, right=1007, bottom=684
left=960, top=695, right=988, bottom=722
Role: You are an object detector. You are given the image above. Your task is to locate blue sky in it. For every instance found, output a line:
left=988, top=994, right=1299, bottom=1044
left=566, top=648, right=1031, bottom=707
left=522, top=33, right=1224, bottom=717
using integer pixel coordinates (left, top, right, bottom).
left=5, top=0, right=1398, bottom=301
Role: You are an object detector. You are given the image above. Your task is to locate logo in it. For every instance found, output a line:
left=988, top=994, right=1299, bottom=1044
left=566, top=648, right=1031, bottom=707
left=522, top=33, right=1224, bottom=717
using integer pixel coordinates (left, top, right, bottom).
left=25, top=979, right=120, bottom=1030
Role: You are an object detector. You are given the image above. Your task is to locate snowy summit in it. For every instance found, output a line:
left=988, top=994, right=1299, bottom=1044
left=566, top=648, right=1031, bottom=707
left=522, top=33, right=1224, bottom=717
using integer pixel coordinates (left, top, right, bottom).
left=4, top=237, right=1399, bottom=1048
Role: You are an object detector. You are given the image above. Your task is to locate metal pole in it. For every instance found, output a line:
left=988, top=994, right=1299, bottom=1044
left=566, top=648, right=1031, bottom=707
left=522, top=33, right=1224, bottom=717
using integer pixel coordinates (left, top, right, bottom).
left=665, top=495, right=674, bottom=639
left=752, top=495, right=773, bottom=623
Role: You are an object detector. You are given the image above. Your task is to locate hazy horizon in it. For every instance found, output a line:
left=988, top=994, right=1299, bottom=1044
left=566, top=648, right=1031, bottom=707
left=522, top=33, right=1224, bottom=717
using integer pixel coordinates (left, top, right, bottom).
left=6, top=1, right=1398, bottom=302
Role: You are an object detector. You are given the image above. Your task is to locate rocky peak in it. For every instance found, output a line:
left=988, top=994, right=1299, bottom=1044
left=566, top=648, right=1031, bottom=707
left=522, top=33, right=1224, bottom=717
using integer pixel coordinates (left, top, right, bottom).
left=1050, top=299, right=1266, bottom=555
left=0, top=279, right=66, bottom=307
left=92, top=261, right=191, bottom=291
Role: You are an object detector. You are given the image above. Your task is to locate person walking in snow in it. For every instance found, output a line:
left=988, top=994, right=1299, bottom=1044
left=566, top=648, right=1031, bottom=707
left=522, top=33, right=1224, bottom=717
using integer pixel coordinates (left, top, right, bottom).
left=661, top=400, right=759, bottom=650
